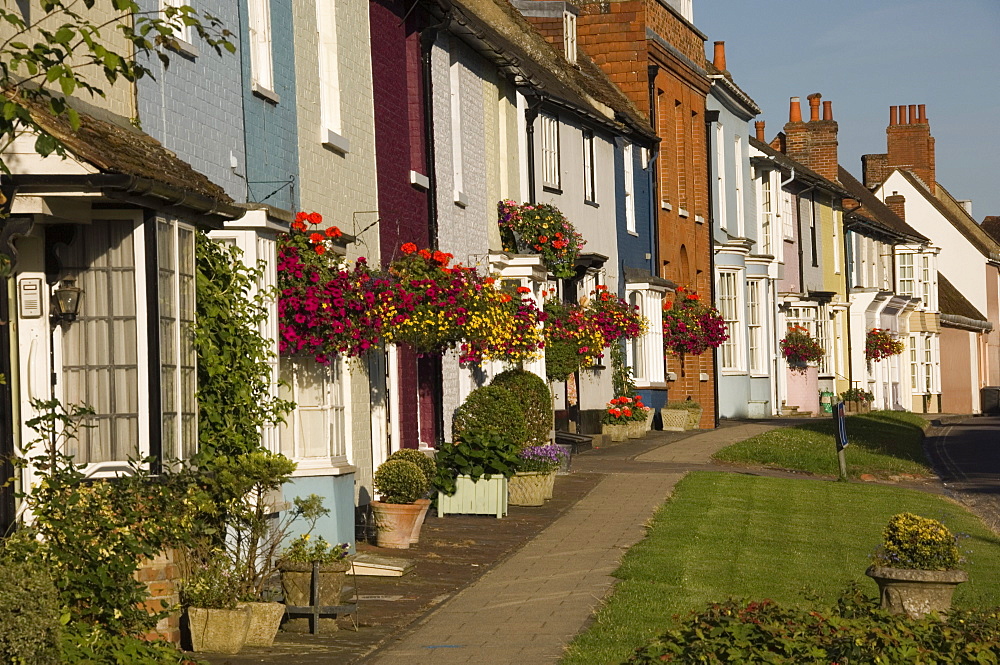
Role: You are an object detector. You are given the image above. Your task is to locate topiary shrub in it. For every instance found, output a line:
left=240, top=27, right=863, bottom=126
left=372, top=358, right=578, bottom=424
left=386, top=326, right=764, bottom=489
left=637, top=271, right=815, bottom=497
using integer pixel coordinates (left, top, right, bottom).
left=374, top=459, right=428, bottom=504
left=387, top=449, right=436, bottom=489
left=451, top=384, right=530, bottom=449
left=491, top=369, right=552, bottom=447
left=0, top=556, right=61, bottom=665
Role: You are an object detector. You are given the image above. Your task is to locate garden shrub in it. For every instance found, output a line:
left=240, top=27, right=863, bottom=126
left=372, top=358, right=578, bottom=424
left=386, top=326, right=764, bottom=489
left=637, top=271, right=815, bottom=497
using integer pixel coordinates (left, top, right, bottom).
left=0, top=555, right=61, bottom=665
left=374, top=459, right=428, bottom=504
left=387, top=448, right=436, bottom=488
left=872, top=512, right=963, bottom=570
left=59, top=623, right=197, bottom=665
left=490, top=369, right=552, bottom=447
left=451, top=384, right=530, bottom=449
left=625, top=586, right=1000, bottom=664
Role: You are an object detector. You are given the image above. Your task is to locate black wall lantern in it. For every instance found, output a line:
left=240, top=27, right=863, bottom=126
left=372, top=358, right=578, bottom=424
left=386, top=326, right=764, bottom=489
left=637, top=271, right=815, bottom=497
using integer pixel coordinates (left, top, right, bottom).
left=51, top=279, right=82, bottom=324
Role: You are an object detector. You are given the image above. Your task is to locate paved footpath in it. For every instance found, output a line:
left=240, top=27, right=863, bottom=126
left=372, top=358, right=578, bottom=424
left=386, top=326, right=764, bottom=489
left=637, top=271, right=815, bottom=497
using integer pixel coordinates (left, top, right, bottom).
left=365, top=422, right=777, bottom=665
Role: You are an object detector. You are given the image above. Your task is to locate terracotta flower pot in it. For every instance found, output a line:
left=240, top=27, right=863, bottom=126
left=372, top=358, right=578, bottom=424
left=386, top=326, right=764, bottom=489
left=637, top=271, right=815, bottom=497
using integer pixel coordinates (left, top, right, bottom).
left=865, top=565, right=968, bottom=619
left=410, top=498, right=432, bottom=544
left=371, top=501, right=425, bottom=549
left=508, top=472, right=547, bottom=506
left=185, top=606, right=251, bottom=654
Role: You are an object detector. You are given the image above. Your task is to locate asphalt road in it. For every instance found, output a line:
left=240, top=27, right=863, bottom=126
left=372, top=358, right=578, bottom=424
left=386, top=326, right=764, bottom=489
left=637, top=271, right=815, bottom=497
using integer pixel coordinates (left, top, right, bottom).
left=924, top=416, right=1000, bottom=533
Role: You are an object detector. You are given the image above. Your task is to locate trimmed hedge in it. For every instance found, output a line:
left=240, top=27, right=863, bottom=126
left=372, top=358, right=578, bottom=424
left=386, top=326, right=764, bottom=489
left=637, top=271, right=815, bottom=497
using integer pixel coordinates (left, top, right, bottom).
left=0, top=558, right=61, bottom=665
left=491, top=369, right=552, bottom=447
left=451, top=384, right=530, bottom=449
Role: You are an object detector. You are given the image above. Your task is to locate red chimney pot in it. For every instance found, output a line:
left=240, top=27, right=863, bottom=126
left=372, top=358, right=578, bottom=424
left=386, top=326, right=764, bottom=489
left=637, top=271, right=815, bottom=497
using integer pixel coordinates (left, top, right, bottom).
left=755, top=121, right=765, bottom=142
left=807, top=93, right=821, bottom=122
left=713, top=41, right=726, bottom=71
left=822, top=100, right=833, bottom=121
left=789, top=97, right=802, bottom=123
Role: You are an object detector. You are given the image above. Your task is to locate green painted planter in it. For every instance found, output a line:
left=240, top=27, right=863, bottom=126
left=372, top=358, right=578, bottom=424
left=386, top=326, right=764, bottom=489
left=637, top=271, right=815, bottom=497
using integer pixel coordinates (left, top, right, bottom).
left=438, top=475, right=508, bottom=518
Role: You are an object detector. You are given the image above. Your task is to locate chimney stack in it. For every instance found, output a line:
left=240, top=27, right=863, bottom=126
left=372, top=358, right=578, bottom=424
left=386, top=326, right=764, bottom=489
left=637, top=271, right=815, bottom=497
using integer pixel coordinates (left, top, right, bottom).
left=713, top=41, right=727, bottom=72
left=885, top=193, right=906, bottom=221
left=886, top=103, right=936, bottom=194
left=789, top=97, right=802, bottom=123
left=784, top=92, right=839, bottom=182
left=755, top=121, right=765, bottom=142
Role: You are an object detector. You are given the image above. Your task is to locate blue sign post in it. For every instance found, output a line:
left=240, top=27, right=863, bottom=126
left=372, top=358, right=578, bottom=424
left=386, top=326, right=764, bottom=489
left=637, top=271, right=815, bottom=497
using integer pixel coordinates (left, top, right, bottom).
left=833, top=401, right=848, bottom=480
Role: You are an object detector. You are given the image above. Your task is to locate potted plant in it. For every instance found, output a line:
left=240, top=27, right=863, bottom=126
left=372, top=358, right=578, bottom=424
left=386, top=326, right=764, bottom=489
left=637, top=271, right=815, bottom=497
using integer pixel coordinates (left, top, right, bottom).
left=384, top=449, right=436, bottom=544
left=497, top=199, right=586, bottom=279
left=601, top=397, right=631, bottom=442
left=179, top=551, right=250, bottom=654
left=371, top=459, right=430, bottom=549
left=662, top=287, right=728, bottom=357
left=435, top=429, right=520, bottom=518
left=866, top=512, right=967, bottom=619
left=207, top=451, right=298, bottom=647
left=278, top=535, right=351, bottom=633
left=509, top=445, right=567, bottom=506
left=627, top=396, right=650, bottom=438
left=661, top=399, right=702, bottom=431
left=779, top=325, right=825, bottom=370
left=840, top=387, right=875, bottom=414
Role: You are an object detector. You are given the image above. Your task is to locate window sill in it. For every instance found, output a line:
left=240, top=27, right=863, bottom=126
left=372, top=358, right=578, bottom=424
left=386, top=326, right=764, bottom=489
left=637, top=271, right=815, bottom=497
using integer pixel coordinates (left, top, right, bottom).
left=291, top=458, right=357, bottom=477
left=695, top=214, right=705, bottom=224
left=322, top=129, right=351, bottom=154
left=661, top=200, right=672, bottom=211
left=252, top=83, right=280, bottom=105
left=542, top=185, right=563, bottom=195
left=410, top=170, right=430, bottom=190
left=454, top=190, right=469, bottom=208
left=584, top=199, right=599, bottom=208
left=627, top=230, right=639, bottom=237
left=678, top=208, right=689, bottom=218
left=166, top=37, right=199, bottom=59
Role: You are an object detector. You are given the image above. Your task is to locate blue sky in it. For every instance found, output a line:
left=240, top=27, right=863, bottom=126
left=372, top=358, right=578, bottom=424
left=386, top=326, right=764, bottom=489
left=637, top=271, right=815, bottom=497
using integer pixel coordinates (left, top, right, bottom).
left=695, top=0, right=1000, bottom=219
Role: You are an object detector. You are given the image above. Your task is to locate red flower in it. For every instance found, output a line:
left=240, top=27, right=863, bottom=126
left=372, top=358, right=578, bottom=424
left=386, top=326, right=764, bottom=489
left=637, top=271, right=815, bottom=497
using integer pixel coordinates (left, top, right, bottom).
left=309, top=232, right=324, bottom=244
left=295, top=212, right=308, bottom=223
left=315, top=245, right=326, bottom=255
left=401, top=242, right=418, bottom=255
left=516, top=286, right=531, bottom=294
left=326, top=226, right=342, bottom=238
left=419, top=249, right=432, bottom=260
left=538, top=235, right=549, bottom=243
left=308, top=212, right=322, bottom=225
left=291, top=221, right=307, bottom=232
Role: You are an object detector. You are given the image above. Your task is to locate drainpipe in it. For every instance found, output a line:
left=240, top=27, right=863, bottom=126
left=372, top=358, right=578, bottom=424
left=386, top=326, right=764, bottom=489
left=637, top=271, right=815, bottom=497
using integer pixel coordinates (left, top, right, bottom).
left=524, top=94, right=542, bottom=204
left=648, top=64, right=661, bottom=277
left=705, top=109, right=720, bottom=427
left=796, top=183, right=817, bottom=295
left=841, top=202, right=862, bottom=392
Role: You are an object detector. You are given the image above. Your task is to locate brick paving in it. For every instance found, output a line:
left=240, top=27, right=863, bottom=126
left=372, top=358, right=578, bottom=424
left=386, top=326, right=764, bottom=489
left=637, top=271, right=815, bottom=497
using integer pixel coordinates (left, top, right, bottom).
left=364, top=422, right=775, bottom=664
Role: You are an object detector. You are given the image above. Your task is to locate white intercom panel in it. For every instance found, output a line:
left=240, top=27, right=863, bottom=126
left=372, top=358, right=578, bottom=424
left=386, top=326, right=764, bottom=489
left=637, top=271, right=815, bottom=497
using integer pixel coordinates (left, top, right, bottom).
left=18, top=277, right=43, bottom=319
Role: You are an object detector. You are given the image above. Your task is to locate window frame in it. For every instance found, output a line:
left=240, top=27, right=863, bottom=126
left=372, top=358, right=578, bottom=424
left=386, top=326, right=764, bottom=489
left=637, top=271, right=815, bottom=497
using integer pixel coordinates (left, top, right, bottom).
left=624, top=142, right=636, bottom=234
left=582, top=128, right=596, bottom=204
left=540, top=113, right=561, bottom=190
left=747, top=278, right=764, bottom=375
left=248, top=0, right=276, bottom=99
left=717, top=270, right=743, bottom=372
left=317, top=0, right=349, bottom=153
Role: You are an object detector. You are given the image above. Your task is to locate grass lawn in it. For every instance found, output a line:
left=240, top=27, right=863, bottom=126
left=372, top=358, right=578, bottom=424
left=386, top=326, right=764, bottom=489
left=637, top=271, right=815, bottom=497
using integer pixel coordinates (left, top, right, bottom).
left=713, top=410, right=932, bottom=478
left=561, top=472, right=1000, bottom=665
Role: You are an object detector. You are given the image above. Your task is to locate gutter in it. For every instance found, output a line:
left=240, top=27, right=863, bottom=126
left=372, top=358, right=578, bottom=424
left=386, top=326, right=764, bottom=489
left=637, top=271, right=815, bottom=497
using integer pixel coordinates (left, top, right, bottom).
left=941, top=314, right=993, bottom=333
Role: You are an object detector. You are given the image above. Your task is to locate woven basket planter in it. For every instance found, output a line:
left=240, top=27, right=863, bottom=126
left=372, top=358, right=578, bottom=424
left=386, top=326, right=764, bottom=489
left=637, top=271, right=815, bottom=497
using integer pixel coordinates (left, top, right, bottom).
left=508, top=472, right=547, bottom=506
left=685, top=408, right=703, bottom=430
left=542, top=472, right=555, bottom=500
left=661, top=408, right=688, bottom=431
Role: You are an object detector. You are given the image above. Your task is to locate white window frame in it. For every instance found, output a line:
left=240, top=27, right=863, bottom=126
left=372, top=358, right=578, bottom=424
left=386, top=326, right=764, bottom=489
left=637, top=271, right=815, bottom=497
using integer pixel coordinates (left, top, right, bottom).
left=161, top=0, right=197, bottom=55
left=759, top=173, right=773, bottom=255
left=562, top=11, right=577, bottom=64
left=909, top=335, right=921, bottom=393
left=279, top=356, right=352, bottom=474
left=540, top=113, right=560, bottom=189
left=781, top=189, right=794, bottom=239
left=624, top=142, right=636, bottom=234
left=816, top=305, right=831, bottom=375
left=717, top=270, right=742, bottom=371
left=747, top=278, right=764, bottom=374
left=898, top=252, right=914, bottom=297
left=248, top=0, right=275, bottom=99
left=583, top=129, right=596, bottom=203
left=625, top=285, right=667, bottom=387
left=715, top=122, right=726, bottom=230
left=317, top=0, right=349, bottom=153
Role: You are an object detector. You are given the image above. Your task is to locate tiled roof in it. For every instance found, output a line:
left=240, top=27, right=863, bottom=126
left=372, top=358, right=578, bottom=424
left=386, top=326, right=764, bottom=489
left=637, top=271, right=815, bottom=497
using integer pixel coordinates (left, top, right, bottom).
left=938, top=273, right=988, bottom=322
left=838, top=166, right=927, bottom=243
left=748, top=136, right=851, bottom=198
left=12, top=91, right=235, bottom=208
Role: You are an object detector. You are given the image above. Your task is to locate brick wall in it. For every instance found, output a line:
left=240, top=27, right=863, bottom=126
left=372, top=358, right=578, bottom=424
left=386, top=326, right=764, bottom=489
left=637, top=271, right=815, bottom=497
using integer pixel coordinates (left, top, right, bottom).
left=136, top=0, right=246, bottom=202
left=136, top=549, right=182, bottom=644
left=644, top=0, right=704, bottom=65
left=575, top=1, right=649, bottom=114
left=886, top=104, right=936, bottom=194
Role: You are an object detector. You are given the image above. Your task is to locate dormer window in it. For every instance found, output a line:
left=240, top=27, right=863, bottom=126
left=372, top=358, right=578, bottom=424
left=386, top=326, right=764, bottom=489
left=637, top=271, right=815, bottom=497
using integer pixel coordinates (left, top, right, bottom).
left=563, top=11, right=577, bottom=64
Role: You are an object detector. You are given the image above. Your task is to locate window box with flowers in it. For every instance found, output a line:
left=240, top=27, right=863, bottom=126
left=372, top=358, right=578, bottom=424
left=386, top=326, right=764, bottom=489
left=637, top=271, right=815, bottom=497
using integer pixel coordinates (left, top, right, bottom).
left=497, top=199, right=586, bottom=279
left=779, top=325, right=825, bottom=371
left=866, top=328, right=905, bottom=363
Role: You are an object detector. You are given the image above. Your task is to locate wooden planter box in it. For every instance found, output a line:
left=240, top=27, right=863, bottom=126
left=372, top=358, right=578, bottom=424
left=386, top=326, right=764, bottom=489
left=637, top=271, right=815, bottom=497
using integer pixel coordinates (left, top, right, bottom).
left=844, top=400, right=871, bottom=414
left=438, top=475, right=508, bottom=518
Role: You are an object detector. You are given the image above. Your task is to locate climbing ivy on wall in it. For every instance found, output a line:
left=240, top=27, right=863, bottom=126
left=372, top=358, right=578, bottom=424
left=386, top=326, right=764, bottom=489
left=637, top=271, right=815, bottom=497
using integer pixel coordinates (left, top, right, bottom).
left=193, top=232, right=293, bottom=462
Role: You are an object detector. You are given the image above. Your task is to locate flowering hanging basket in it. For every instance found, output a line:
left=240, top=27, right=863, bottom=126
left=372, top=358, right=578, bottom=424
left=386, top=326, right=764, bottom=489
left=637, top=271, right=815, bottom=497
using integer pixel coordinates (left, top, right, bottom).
left=497, top=200, right=585, bottom=279
left=662, top=288, right=727, bottom=356
left=585, top=285, right=647, bottom=342
left=866, top=328, right=905, bottom=362
left=543, top=297, right=605, bottom=382
left=779, top=326, right=825, bottom=366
